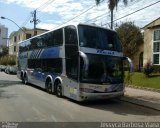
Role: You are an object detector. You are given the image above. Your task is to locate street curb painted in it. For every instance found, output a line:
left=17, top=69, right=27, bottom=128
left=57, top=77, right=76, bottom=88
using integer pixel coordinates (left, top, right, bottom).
left=120, top=96, right=160, bottom=111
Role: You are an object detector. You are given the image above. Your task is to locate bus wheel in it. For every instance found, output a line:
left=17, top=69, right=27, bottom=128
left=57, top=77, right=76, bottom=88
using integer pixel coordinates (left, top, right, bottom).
left=24, top=74, right=28, bottom=85
left=46, top=79, right=52, bottom=94
left=56, top=83, right=62, bottom=97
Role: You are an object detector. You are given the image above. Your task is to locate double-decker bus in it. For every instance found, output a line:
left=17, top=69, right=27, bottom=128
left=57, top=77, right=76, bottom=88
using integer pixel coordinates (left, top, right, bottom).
left=17, top=23, right=133, bottom=101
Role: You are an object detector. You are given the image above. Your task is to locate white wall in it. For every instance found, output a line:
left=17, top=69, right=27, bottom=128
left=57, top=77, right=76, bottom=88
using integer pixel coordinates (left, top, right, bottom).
left=0, top=24, right=8, bottom=47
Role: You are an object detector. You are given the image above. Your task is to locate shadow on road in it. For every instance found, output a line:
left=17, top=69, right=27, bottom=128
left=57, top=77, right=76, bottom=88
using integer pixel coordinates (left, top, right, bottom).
left=0, top=80, right=22, bottom=88
left=27, top=83, right=46, bottom=92
left=0, top=89, right=18, bottom=99
left=0, top=80, right=21, bottom=99
left=13, top=82, right=160, bottom=117
left=67, top=98, right=160, bottom=116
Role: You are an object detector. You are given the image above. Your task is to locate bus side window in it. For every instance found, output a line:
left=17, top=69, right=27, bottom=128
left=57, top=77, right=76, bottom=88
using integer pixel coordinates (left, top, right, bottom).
left=65, top=26, right=78, bottom=45
left=65, top=26, right=78, bottom=81
left=54, top=29, right=63, bottom=46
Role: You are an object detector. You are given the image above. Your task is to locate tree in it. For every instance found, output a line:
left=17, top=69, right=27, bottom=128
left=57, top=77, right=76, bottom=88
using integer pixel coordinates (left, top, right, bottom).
left=0, top=46, right=8, bottom=57
left=95, top=0, right=129, bottom=29
left=115, top=22, right=143, bottom=59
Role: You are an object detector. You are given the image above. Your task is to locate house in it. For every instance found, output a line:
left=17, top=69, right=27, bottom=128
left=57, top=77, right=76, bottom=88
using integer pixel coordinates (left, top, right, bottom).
left=132, top=39, right=144, bottom=71
left=143, top=17, right=160, bottom=66
left=132, top=17, right=160, bottom=71
left=9, top=28, right=48, bottom=55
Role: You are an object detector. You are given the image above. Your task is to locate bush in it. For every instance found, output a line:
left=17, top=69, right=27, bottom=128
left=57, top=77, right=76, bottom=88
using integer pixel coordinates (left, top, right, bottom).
left=152, top=65, right=160, bottom=73
left=143, top=61, right=153, bottom=77
left=0, top=55, right=16, bottom=66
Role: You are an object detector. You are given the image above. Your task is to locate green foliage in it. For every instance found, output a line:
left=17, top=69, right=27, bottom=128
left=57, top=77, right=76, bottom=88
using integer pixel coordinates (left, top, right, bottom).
left=0, top=46, right=8, bottom=57
left=116, top=22, right=143, bottom=59
left=143, top=62, right=160, bottom=76
left=152, top=65, right=160, bottom=73
left=124, top=72, right=133, bottom=85
left=143, top=61, right=153, bottom=77
left=95, top=0, right=128, bottom=10
left=0, top=55, right=16, bottom=66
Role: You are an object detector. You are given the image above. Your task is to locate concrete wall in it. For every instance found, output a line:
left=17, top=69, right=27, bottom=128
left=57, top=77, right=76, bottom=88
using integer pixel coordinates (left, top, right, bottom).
left=132, top=42, right=144, bottom=71
left=143, top=28, right=153, bottom=66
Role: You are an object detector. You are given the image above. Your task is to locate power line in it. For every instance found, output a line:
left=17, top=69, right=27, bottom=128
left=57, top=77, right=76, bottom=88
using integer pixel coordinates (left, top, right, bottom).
left=51, top=0, right=107, bottom=29
left=85, top=12, right=110, bottom=23
left=21, top=14, right=32, bottom=27
left=20, top=0, right=55, bottom=29
left=36, top=0, right=56, bottom=11
left=102, top=0, right=160, bottom=26
left=85, top=0, right=142, bottom=23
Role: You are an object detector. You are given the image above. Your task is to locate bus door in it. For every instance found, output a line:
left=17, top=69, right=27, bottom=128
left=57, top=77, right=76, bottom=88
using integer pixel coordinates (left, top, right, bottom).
left=64, top=25, right=79, bottom=99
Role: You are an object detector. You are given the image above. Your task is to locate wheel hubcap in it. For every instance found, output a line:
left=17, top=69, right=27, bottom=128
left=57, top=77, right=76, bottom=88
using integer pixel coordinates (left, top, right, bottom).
left=57, top=84, right=61, bottom=96
left=48, top=82, right=52, bottom=92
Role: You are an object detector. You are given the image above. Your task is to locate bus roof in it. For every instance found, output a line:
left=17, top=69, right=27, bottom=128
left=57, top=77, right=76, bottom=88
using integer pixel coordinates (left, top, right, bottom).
left=18, top=23, right=115, bottom=44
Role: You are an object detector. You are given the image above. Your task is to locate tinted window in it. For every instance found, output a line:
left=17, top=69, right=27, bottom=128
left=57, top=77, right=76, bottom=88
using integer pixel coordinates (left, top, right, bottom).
left=54, top=29, right=63, bottom=46
left=80, top=54, right=123, bottom=84
left=28, top=59, right=62, bottom=73
left=26, top=33, right=32, bottom=39
left=30, top=38, right=38, bottom=50
left=66, top=53, right=78, bottom=80
left=65, top=26, right=78, bottom=45
left=42, top=29, right=63, bottom=47
left=19, top=29, right=63, bottom=52
left=19, top=41, right=28, bottom=52
left=78, top=25, right=122, bottom=52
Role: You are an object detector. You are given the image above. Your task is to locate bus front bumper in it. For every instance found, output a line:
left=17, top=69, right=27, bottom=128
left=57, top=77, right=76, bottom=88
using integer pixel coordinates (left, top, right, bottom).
left=78, top=91, right=124, bottom=101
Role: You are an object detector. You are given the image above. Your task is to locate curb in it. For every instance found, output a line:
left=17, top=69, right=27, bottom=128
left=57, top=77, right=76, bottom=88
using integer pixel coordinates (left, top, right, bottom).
left=120, top=95, right=160, bottom=111
left=126, top=85, right=160, bottom=93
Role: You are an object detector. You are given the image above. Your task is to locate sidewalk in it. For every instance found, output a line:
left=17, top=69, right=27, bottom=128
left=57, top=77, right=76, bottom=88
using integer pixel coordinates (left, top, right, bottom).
left=120, top=87, right=160, bottom=111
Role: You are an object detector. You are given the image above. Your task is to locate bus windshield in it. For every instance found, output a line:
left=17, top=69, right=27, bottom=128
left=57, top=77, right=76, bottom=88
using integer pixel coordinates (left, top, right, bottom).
left=80, top=54, right=124, bottom=84
left=78, top=25, right=122, bottom=52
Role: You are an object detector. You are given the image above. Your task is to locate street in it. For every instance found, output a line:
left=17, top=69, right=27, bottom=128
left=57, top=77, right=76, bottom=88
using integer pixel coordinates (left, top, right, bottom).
left=0, top=72, right=160, bottom=122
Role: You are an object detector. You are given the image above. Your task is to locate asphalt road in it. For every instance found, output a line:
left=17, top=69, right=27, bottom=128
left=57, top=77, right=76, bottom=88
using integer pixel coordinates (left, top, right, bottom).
left=0, top=72, right=160, bottom=122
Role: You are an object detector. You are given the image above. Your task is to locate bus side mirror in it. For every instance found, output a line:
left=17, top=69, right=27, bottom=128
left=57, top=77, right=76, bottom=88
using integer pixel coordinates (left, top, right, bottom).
left=79, top=51, right=89, bottom=77
left=123, top=57, right=134, bottom=73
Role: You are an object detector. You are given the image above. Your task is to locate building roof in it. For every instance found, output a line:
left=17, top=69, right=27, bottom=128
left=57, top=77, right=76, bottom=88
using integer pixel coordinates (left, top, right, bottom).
left=9, top=27, right=48, bottom=38
left=143, top=17, right=160, bottom=29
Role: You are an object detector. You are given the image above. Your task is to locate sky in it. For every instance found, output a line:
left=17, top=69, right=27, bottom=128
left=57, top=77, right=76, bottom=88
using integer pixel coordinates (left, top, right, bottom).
left=0, top=0, right=160, bottom=36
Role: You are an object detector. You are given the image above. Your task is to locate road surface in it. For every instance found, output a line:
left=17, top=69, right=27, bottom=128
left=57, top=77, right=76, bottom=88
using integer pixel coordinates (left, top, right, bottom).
left=0, top=72, right=160, bottom=122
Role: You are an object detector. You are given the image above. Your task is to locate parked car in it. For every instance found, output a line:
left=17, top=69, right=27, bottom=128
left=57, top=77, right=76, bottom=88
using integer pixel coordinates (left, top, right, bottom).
left=0, top=65, right=7, bottom=72
left=5, top=66, right=17, bottom=74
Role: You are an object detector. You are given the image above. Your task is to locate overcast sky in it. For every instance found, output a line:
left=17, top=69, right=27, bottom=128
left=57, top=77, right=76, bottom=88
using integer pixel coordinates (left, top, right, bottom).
left=0, top=0, right=160, bottom=36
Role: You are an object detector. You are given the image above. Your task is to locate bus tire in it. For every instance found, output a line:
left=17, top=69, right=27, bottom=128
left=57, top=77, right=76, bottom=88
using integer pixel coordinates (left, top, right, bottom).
left=56, top=82, right=62, bottom=98
left=24, top=74, right=28, bottom=85
left=46, top=79, right=52, bottom=94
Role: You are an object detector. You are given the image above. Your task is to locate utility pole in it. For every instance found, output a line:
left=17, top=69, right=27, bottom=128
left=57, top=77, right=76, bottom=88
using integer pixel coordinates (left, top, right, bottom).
left=110, top=9, right=113, bottom=30
left=30, top=10, right=40, bottom=36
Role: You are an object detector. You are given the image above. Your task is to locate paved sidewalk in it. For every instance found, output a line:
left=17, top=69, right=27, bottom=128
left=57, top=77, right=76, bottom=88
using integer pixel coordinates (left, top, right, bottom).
left=121, top=87, right=160, bottom=111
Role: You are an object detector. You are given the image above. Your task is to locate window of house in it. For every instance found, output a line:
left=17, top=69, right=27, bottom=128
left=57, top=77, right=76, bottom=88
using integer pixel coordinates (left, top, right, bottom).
left=19, top=35, right=21, bottom=40
left=14, top=46, right=16, bottom=52
left=14, top=36, right=17, bottom=42
left=153, top=29, right=160, bottom=65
